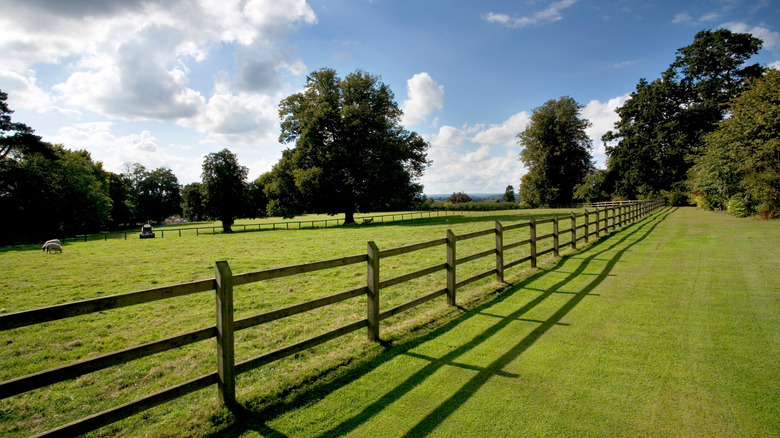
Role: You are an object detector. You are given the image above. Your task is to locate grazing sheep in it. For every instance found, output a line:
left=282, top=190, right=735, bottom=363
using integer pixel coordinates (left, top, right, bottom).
left=42, top=239, right=61, bottom=251
left=43, top=242, right=63, bottom=253
left=362, top=218, right=373, bottom=224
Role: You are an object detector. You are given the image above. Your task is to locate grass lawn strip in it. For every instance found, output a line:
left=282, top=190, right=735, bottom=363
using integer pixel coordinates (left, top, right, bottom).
left=252, top=208, right=779, bottom=437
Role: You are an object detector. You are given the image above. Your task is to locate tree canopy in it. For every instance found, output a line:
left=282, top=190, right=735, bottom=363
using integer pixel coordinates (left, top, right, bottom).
left=266, top=68, right=429, bottom=224
left=689, top=68, right=780, bottom=218
left=202, top=148, right=248, bottom=233
left=604, top=29, right=764, bottom=199
left=518, top=96, right=593, bottom=207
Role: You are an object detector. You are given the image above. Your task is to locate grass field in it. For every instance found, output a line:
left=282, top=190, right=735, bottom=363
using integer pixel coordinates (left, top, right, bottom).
left=1, top=207, right=778, bottom=437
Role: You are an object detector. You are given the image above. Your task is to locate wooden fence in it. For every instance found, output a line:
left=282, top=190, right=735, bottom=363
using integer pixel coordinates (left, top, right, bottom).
left=0, top=199, right=664, bottom=437
left=64, top=210, right=461, bottom=242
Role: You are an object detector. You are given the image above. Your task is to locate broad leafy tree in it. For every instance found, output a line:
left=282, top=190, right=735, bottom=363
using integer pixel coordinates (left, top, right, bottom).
left=271, top=68, right=429, bottom=224
left=604, top=29, right=764, bottom=198
left=202, top=148, right=248, bottom=232
left=518, top=96, right=593, bottom=207
left=689, top=69, right=780, bottom=217
left=447, top=192, right=472, bottom=203
left=122, top=163, right=183, bottom=223
left=181, top=182, right=209, bottom=222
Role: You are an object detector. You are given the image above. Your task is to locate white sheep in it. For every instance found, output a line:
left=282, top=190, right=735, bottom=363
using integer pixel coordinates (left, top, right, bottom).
left=43, top=242, right=63, bottom=253
left=42, top=239, right=61, bottom=251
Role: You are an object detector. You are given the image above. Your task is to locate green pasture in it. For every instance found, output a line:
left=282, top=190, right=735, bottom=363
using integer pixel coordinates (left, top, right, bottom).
left=1, top=207, right=777, bottom=437
left=0, top=208, right=569, bottom=437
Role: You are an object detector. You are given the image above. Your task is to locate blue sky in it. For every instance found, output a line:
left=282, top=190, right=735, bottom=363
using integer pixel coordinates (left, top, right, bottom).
left=1, top=0, right=778, bottom=194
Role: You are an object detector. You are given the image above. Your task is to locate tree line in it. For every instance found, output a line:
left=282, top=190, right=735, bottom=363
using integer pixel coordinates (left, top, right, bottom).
left=0, top=68, right=432, bottom=243
left=520, top=29, right=778, bottom=218
left=3, top=27, right=776, bottom=245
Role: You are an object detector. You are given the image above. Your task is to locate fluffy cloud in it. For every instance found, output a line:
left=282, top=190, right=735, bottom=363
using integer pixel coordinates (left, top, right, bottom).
left=421, top=145, right=523, bottom=194
left=470, top=112, right=531, bottom=147
left=582, top=94, right=629, bottom=166
left=722, top=22, right=780, bottom=52
left=50, top=122, right=204, bottom=183
left=484, top=0, right=577, bottom=28
left=401, top=73, right=445, bottom=126
left=0, top=0, right=316, bottom=144
left=431, top=125, right=467, bottom=147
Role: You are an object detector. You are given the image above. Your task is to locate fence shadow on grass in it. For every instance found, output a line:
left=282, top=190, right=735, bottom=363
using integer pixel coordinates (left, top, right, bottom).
left=210, top=208, right=675, bottom=438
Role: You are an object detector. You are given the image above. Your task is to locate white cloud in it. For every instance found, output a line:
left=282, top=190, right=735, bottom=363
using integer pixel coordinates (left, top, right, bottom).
left=401, top=72, right=445, bottom=126
left=672, top=12, right=692, bottom=24
left=421, top=145, right=523, bottom=194
left=470, top=112, right=531, bottom=147
left=769, top=60, right=780, bottom=69
left=50, top=122, right=204, bottom=183
left=582, top=94, right=629, bottom=167
left=722, top=22, right=780, bottom=51
left=484, top=0, right=578, bottom=28
left=431, top=125, right=467, bottom=147
left=0, top=0, right=316, bottom=144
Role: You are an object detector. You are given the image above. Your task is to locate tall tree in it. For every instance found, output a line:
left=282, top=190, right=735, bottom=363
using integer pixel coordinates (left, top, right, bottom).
left=273, top=68, right=429, bottom=224
left=518, top=96, right=593, bottom=207
left=502, top=185, right=516, bottom=203
left=202, top=148, right=248, bottom=232
left=604, top=29, right=764, bottom=198
left=689, top=68, right=780, bottom=217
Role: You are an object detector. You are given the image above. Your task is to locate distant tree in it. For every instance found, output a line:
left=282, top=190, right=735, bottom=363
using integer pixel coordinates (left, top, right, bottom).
left=502, top=185, right=516, bottom=203
left=106, top=172, right=135, bottom=228
left=274, top=68, right=430, bottom=224
left=518, top=96, right=593, bottom=207
left=202, top=148, right=248, bottom=232
left=447, top=192, right=472, bottom=203
left=245, top=179, right=268, bottom=219
left=122, top=163, right=182, bottom=223
left=181, top=182, right=208, bottom=221
left=55, top=147, right=112, bottom=235
left=689, top=69, right=780, bottom=217
left=604, top=29, right=764, bottom=198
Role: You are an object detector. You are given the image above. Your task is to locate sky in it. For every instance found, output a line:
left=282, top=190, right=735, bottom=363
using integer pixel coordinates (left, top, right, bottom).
left=1, top=0, right=778, bottom=195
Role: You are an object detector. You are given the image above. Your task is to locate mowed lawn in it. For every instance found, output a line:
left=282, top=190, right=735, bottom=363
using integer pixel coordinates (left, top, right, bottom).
left=227, top=207, right=779, bottom=437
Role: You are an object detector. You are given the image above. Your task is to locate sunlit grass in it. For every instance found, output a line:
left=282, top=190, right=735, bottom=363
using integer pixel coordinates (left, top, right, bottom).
left=2, top=208, right=584, bottom=437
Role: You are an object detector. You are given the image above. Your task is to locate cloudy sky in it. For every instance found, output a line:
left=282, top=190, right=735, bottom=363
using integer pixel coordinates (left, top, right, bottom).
left=1, top=0, right=778, bottom=194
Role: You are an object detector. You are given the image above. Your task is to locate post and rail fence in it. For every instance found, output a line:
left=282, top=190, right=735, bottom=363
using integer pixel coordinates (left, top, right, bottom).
left=64, top=210, right=463, bottom=243
left=1, top=200, right=664, bottom=437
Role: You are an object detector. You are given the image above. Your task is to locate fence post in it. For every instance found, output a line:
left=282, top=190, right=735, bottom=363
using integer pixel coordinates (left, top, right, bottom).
left=595, top=209, right=600, bottom=238
left=583, top=209, right=589, bottom=243
left=446, top=230, right=456, bottom=306
left=529, top=217, right=537, bottom=268
left=366, top=241, right=380, bottom=341
left=495, top=221, right=504, bottom=283
left=552, top=214, right=559, bottom=257
left=570, top=212, right=576, bottom=250
left=214, top=260, right=236, bottom=409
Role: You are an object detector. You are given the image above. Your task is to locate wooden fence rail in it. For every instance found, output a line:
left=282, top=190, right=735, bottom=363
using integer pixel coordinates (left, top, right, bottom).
left=0, top=200, right=665, bottom=437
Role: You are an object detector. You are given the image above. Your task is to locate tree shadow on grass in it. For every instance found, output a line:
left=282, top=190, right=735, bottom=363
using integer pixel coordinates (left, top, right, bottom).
left=211, top=208, right=675, bottom=438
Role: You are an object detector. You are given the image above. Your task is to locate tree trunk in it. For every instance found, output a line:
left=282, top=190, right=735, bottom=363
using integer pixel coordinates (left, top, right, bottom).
left=221, top=218, right=233, bottom=233
left=344, top=211, right=355, bottom=225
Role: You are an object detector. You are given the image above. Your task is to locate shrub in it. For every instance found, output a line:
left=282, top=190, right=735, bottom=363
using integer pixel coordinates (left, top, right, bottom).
left=727, top=196, right=750, bottom=217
